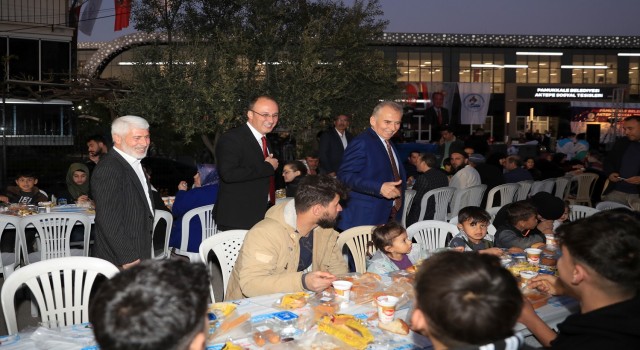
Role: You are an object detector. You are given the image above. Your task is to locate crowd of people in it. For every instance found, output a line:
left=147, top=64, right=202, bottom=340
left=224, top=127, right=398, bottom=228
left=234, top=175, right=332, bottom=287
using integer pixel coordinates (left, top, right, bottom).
left=1, top=96, right=639, bottom=349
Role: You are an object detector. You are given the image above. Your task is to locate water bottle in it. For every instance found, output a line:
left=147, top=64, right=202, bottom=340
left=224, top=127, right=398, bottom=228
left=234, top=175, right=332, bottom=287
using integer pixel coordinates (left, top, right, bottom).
left=58, top=197, right=67, bottom=206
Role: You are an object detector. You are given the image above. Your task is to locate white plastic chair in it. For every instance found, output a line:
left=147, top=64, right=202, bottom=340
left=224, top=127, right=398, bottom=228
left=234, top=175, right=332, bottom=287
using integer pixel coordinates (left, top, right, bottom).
left=407, top=220, right=458, bottom=253
left=18, top=213, right=91, bottom=265
left=595, top=201, right=632, bottom=211
left=418, top=186, right=456, bottom=222
left=554, top=177, right=571, bottom=200
left=199, top=229, right=248, bottom=302
left=486, top=206, right=502, bottom=220
left=336, top=225, right=376, bottom=274
left=529, top=178, right=556, bottom=196
left=152, top=209, right=173, bottom=259
left=516, top=180, right=534, bottom=200
left=178, top=204, right=216, bottom=262
left=1, top=256, right=119, bottom=334
left=569, top=205, right=600, bottom=221
left=449, top=185, right=487, bottom=220
left=401, top=189, right=416, bottom=227
left=485, top=183, right=519, bottom=210
left=567, top=173, right=599, bottom=207
left=0, top=216, right=23, bottom=278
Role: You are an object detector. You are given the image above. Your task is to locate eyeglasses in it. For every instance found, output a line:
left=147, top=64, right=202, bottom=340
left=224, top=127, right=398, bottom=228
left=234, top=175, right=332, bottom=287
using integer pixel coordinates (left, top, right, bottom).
left=251, top=110, right=279, bottom=119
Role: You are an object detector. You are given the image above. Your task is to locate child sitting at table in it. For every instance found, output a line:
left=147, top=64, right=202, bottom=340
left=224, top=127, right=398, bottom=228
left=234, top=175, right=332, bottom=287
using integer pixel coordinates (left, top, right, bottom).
left=494, top=201, right=545, bottom=251
left=448, top=206, right=503, bottom=256
left=411, top=251, right=535, bottom=350
left=0, top=171, right=48, bottom=204
left=282, top=160, right=307, bottom=197
left=57, top=163, right=94, bottom=207
left=366, top=221, right=422, bottom=274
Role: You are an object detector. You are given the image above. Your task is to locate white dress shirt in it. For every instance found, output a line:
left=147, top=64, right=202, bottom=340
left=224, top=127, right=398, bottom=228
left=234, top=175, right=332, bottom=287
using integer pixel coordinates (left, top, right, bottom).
left=112, top=146, right=153, bottom=214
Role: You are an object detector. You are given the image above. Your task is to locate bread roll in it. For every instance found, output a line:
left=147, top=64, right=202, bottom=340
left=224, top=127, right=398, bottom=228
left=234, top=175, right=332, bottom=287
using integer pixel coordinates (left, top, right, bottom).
left=378, top=319, right=409, bottom=335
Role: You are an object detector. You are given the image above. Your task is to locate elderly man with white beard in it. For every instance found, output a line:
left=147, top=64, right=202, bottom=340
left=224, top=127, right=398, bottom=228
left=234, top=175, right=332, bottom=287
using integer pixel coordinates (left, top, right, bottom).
left=92, top=115, right=154, bottom=269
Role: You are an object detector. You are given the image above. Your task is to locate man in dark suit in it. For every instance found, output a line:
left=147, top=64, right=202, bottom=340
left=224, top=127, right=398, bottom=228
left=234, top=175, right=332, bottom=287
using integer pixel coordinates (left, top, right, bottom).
left=337, top=101, right=406, bottom=230
left=215, top=96, right=279, bottom=230
left=425, top=91, right=455, bottom=140
left=92, top=115, right=154, bottom=269
left=318, top=114, right=353, bottom=176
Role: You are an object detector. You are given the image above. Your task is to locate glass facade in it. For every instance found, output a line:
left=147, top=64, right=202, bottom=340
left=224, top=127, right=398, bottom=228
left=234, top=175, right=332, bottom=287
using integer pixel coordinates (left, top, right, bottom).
left=396, top=49, right=444, bottom=83
left=571, top=54, right=617, bottom=84
left=458, top=52, right=505, bottom=93
left=516, top=55, right=561, bottom=84
left=629, top=57, right=639, bottom=96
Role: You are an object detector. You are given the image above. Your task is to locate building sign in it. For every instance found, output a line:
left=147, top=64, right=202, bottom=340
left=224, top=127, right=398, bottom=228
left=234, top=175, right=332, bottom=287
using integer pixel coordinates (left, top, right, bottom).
left=517, top=86, right=617, bottom=100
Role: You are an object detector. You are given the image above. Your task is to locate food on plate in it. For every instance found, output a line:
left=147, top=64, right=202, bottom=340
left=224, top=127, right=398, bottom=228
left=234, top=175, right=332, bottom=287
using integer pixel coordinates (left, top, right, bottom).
left=361, top=272, right=382, bottom=281
left=540, top=253, right=557, bottom=266
left=209, top=302, right=236, bottom=317
left=377, top=318, right=410, bottom=335
left=530, top=242, right=545, bottom=249
left=253, top=331, right=266, bottom=346
left=508, top=247, right=525, bottom=254
left=313, top=302, right=340, bottom=320
left=262, top=328, right=281, bottom=343
left=280, top=292, right=309, bottom=309
left=217, top=312, right=250, bottom=333
left=405, top=265, right=417, bottom=273
left=317, top=314, right=374, bottom=350
left=524, top=291, right=551, bottom=309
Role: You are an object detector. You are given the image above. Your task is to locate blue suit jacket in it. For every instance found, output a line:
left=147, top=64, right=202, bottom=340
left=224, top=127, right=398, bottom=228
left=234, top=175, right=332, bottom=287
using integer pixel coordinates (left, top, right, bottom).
left=337, top=128, right=406, bottom=230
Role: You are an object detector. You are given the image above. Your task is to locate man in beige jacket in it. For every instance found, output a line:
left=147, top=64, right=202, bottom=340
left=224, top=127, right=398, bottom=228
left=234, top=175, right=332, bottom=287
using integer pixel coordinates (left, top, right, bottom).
left=225, top=175, right=349, bottom=300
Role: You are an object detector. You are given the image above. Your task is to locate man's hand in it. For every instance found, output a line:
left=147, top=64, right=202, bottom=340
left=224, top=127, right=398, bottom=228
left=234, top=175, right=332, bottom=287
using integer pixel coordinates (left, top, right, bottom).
left=0, top=195, right=8, bottom=203
left=608, top=172, right=622, bottom=182
left=380, top=180, right=402, bottom=199
left=528, top=274, right=564, bottom=295
left=624, top=175, right=640, bottom=185
left=265, top=154, right=279, bottom=170
left=518, top=295, right=557, bottom=347
left=304, top=271, right=336, bottom=292
left=121, top=259, right=141, bottom=270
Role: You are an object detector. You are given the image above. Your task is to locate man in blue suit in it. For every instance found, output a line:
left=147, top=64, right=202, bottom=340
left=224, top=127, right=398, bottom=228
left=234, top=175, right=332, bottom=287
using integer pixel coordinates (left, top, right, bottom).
left=337, top=101, right=406, bottom=231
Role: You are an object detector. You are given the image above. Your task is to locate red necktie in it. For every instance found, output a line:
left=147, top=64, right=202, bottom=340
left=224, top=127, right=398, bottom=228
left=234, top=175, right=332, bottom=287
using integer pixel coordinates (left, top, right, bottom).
left=262, top=136, right=275, bottom=205
left=385, top=140, right=402, bottom=219
left=437, top=108, right=443, bottom=125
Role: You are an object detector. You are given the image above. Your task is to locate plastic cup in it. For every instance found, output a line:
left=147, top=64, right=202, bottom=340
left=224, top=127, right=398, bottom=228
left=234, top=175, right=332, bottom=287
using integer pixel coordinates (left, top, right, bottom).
left=332, top=281, right=353, bottom=301
left=519, top=271, right=538, bottom=289
left=524, top=248, right=542, bottom=265
left=376, top=295, right=399, bottom=324
left=545, top=234, right=557, bottom=249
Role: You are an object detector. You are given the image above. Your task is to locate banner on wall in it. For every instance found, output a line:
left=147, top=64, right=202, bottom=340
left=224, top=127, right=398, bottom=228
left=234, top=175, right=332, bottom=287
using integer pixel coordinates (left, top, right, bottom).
left=569, top=102, right=640, bottom=141
left=401, top=82, right=456, bottom=112
left=457, top=82, right=491, bottom=125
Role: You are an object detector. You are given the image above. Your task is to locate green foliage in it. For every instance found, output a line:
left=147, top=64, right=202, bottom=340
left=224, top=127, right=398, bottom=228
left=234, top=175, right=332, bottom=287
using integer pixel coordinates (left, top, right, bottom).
left=117, top=0, right=400, bottom=150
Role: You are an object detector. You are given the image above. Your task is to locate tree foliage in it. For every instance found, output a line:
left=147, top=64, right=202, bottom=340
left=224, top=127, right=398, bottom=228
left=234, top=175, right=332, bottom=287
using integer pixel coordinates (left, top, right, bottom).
left=117, top=0, right=399, bottom=151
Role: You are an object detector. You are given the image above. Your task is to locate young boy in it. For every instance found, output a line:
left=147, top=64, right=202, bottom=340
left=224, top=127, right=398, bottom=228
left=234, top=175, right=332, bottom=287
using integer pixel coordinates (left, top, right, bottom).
left=494, top=201, right=545, bottom=251
left=448, top=206, right=503, bottom=256
left=0, top=171, right=48, bottom=205
left=411, top=251, right=535, bottom=349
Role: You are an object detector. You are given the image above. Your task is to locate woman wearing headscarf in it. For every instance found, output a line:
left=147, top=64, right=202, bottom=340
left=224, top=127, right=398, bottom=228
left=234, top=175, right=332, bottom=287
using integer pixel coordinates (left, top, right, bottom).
left=59, top=163, right=93, bottom=207
left=169, top=164, right=220, bottom=254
